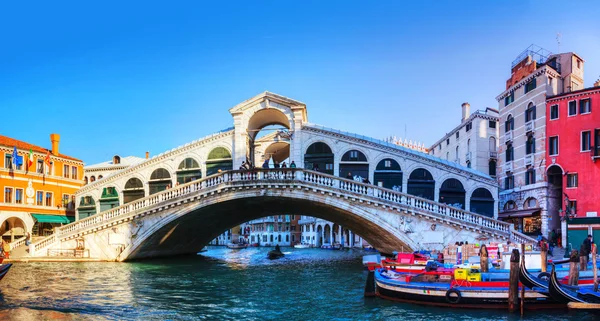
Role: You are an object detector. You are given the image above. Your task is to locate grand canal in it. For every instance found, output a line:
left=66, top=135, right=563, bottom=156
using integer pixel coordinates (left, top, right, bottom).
left=0, top=247, right=595, bottom=320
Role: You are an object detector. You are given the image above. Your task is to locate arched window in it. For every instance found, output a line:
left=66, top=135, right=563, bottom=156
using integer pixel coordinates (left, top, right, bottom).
left=123, top=177, right=145, bottom=203
left=505, top=115, right=514, bottom=133
left=526, top=135, right=535, bottom=154
left=489, top=160, right=497, bottom=177
left=455, top=146, right=459, bottom=162
left=407, top=168, right=435, bottom=201
left=489, top=137, right=496, bottom=152
left=304, top=142, right=334, bottom=175
left=98, top=175, right=103, bottom=179
left=506, top=144, right=514, bottom=162
left=504, top=200, right=517, bottom=211
left=374, top=158, right=402, bottom=190
left=113, top=155, right=121, bottom=165
left=177, top=158, right=202, bottom=184
left=90, top=176, right=96, bottom=182
left=525, top=103, right=536, bottom=122
left=339, top=150, right=368, bottom=181
left=467, top=139, right=471, bottom=152
left=439, top=178, right=466, bottom=209
left=206, top=147, right=232, bottom=176
left=470, top=188, right=494, bottom=217
left=524, top=197, right=538, bottom=209
left=149, top=168, right=172, bottom=195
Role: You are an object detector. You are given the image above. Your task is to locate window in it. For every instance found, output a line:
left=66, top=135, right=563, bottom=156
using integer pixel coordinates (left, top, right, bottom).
left=526, top=135, right=535, bottom=154
left=526, top=198, right=537, bottom=208
left=36, top=160, right=43, bottom=174
left=466, top=122, right=472, bottom=132
left=505, top=92, right=514, bottom=106
left=63, top=164, right=70, bottom=178
left=455, top=146, right=459, bottom=161
left=36, top=191, right=44, bottom=206
left=489, top=120, right=496, bottom=128
left=45, top=192, right=53, bottom=206
left=505, top=144, right=514, bottom=162
left=525, top=103, right=536, bottom=122
left=568, top=200, right=577, bottom=214
left=577, top=59, right=581, bottom=69
left=582, top=131, right=591, bottom=151
left=488, top=160, right=496, bottom=176
left=325, top=163, right=333, bottom=170
left=349, top=150, right=358, bottom=159
left=384, top=160, right=391, bottom=168
left=456, top=132, right=459, bottom=139
left=4, top=187, right=13, bottom=203
left=549, top=136, right=559, bottom=156
left=15, top=188, right=23, bottom=204
left=438, top=144, right=441, bottom=150
left=72, top=166, right=78, bottom=180
left=505, top=115, right=514, bottom=133
left=62, top=194, right=69, bottom=208
left=580, top=99, right=591, bottom=114
left=525, top=168, right=536, bottom=185
left=567, top=173, right=578, bottom=188
left=446, top=138, right=450, bottom=145
left=4, top=154, right=11, bottom=169
left=524, top=78, right=537, bottom=94
left=550, top=104, right=559, bottom=120
left=504, top=175, right=514, bottom=190
left=568, top=101, right=577, bottom=116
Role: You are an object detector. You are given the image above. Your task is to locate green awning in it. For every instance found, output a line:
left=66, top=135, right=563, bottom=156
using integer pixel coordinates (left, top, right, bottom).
left=31, top=214, right=76, bottom=224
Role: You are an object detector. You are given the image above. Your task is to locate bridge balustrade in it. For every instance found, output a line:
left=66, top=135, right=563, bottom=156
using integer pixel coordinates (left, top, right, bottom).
left=30, top=168, right=532, bottom=256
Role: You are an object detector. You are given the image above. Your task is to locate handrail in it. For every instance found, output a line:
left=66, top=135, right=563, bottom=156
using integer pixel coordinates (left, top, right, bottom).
left=509, top=229, right=538, bottom=246
left=32, top=168, right=533, bottom=254
left=9, top=236, right=27, bottom=250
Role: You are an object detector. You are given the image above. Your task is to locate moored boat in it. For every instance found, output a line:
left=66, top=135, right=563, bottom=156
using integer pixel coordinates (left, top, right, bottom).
left=321, top=243, right=342, bottom=250
left=0, top=263, right=12, bottom=282
left=547, top=264, right=600, bottom=304
left=294, top=243, right=311, bottom=249
left=226, top=243, right=248, bottom=249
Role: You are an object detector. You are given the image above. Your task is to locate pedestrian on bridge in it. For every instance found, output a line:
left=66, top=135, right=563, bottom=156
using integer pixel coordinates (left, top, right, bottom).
left=262, top=159, right=270, bottom=169
left=289, top=161, right=296, bottom=168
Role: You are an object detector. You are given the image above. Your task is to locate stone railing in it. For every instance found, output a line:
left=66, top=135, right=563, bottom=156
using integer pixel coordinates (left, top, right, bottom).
left=31, top=168, right=536, bottom=255
left=509, top=229, right=537, bottom=246
left=9, top=236, right=27, bottom=250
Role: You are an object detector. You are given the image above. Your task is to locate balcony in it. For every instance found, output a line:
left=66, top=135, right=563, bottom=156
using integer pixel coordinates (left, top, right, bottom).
left=489, top=151, right=498, bottom=159
left=525, top=120, right=535, bottom=133
left=504, top=131, right=513, bottom=144
left=524, top=154, right=534, bottom=167
left=504, top=161, right=513, bottom=173
left=465, top=152, right=472, bottom=162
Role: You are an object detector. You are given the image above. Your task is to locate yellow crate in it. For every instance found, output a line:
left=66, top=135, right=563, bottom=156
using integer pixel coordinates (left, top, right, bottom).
left=467, top=274, right=481, bottom=282
left=454, top=269, right=468, bottom=280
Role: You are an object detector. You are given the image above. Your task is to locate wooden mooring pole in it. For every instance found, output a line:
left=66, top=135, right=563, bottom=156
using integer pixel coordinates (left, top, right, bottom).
left=508, top=248, right=520, bottom=313
left=520, top=243, right=525, bottom=316
left=569, top=250, right=580, bottom=286
left=593, top=244, right=598, bottom=292
left=540, top=240, right=547, bottom=273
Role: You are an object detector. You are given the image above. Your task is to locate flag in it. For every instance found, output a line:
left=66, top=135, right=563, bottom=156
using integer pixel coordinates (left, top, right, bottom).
left=44, top=150, right=51, bottom=168
left=28, top=149, right=34, bottom=170
left=11, top=146, right=17, bottom=169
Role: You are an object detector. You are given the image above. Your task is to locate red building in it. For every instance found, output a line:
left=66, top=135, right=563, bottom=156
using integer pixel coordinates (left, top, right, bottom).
left=545, top=82, right=600, bottom=247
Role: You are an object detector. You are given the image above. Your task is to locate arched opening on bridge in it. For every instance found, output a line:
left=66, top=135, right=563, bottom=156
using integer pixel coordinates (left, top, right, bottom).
left=323, top=224, right=331, bottom=245
left=123, top=178, right=145, bottom=204
left=407, top=168, right=435, bottom=201
left=316, top=225, right=323, bottom=247
left=469, top=188, right=494, bottom=217
left=206, top=147, right=233, bottom=176
left=247, top=109, right=291, bottom=167
left=0, top=217, right=26, bottom=242
left=262, top=141, right=290, bottom=167
left=177, top=158, right=202, bottom=184
left=339, top=150, right=368, bottom=181
left=304, top=142, right=334, bottom=175
left=547, top=165, right=563, bottom=234
left=439, top=178, right=466, bottom=209
left=149, top=168, right=172, bottom=195
left=99, top=186, right=120, bottom=212
left=78, top=196, right=97, bottom=219
left=374, top=158, right=402, bottom=191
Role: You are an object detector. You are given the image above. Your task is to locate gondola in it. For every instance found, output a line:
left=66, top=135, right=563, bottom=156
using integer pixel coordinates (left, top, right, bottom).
left=519, top=260, right=551, bottom=290
left=547, top=264, right=600, bottom=304
left=0, top=263, right=12, bottom=282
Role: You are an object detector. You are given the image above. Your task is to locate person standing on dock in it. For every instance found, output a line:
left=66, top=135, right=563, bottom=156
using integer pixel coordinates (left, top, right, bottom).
left=581, top=235, right=593, bottom=270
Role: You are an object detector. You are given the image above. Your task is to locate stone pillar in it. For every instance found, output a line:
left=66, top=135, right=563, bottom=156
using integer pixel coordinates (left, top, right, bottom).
left=232, top=114, right=248, bottom=169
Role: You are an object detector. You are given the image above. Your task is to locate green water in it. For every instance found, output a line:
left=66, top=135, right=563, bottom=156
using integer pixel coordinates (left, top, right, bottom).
left=0, top=247, right=595, bottom=320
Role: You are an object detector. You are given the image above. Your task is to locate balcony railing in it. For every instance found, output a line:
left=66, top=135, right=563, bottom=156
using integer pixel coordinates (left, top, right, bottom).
left=504, top=131, right=513, bottom=144
left=525, top=120, right=535, bottom=133
left=524, top=154, right=534, bottom=167
left=504, top=161, right=513, bottom=172
left=489, top=151, right=498, bottom=159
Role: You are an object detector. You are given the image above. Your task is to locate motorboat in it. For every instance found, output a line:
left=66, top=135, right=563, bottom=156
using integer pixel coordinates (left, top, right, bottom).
left=294, top=243, right=311, bottom=249
left=321, top=243, right=342, bottom=250
left=267, top=246, right=285, bottom=260
left=226, top=243, right=248, bottom=249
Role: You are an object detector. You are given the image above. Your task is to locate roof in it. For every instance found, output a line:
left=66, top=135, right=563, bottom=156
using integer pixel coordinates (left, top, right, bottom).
left=85, top=156, right=146, bottom=170
left=0, top=134, right=82, bottom=162
left=546, top=85, right=600, bottom=101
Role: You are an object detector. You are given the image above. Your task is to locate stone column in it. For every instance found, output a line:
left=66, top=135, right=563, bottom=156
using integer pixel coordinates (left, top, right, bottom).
left=232, top=114, right=248, bottom=169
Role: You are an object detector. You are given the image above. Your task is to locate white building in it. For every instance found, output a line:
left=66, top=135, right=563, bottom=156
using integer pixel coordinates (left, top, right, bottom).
left=247, top=215, right=300, bottom=246
left=84, top=154, right=147, bottom=185
left=429, top=103, right=499, bottom=178
left=297, top=216, right=366, bottom=248
left=495, top=45, right=584, bottom=237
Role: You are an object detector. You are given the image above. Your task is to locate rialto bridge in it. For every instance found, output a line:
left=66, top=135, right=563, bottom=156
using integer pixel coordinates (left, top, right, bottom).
left=27, top=92, right=536, bottom=260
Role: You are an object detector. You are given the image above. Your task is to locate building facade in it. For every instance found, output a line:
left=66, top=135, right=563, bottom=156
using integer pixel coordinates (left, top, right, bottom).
left=1, top=134, right=84, bottom=242
left=84, top=154, right=147, bottom=185
left=496, top=45, right=585, bottom=237
left=297, top=216, right=366, bottom=248
left=248, top=215, right=301, bottom=246
left=429, top=103, right=499, bottom=178
left=545, top=83, right=600, bottom=247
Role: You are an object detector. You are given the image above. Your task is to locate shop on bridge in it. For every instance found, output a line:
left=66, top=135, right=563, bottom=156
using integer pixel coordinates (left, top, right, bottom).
left=339, top=150, right=369, bottom=181
left=206, top=147, right=233, bottom=176
left=373, top=158, right=402, bottom=191
left=78, top=196, right=97, bottom=220
left=469, top=188, right=495, bottom=217
left=177, top=158, right=202, bottom=184
left=149, top=168, right=172, bottom=195
left=438, top=178, right=466, bottom=209
left=123, top=178, right=145, bottom=203
left=407, top=168, right=435, bottom=201
left=99, top=187, right=120, bottom=212
left=304, top=142, right=334, bottom=175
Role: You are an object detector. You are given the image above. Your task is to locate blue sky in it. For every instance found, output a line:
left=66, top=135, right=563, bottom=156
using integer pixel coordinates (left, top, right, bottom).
left=1, top=1, right=599, bottom=164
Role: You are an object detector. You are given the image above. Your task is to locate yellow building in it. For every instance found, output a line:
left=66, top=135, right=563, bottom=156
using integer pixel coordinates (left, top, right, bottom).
left=0, top=133, right=84, bottom=242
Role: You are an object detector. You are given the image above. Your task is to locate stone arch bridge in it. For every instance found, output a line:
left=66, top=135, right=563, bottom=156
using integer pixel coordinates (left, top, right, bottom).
left=27, top=92, right=535, bottom=260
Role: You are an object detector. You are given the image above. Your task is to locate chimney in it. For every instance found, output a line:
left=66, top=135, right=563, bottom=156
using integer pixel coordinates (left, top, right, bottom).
left=145, top=151, right=149, bottom=159
left=50, top=133, right=60, bottom=156
left=461, top=102, right=471, bottom=122
left=594, top=79, right=600, bottom=87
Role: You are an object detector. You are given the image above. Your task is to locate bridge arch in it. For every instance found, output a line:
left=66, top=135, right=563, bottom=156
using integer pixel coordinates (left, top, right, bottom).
left=119, top=188, right=420, bottom=260
left=407, top=168, right=435, bottom=200
left=246, top=107, right=293, bottom=141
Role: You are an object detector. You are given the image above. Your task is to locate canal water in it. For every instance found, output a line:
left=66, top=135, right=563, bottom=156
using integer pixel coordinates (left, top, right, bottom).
left=0, top=247, right=595, bottom=320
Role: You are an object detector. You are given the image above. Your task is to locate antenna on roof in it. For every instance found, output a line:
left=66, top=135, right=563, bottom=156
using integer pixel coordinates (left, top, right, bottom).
left=556, top=32, right=562, bottom=53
